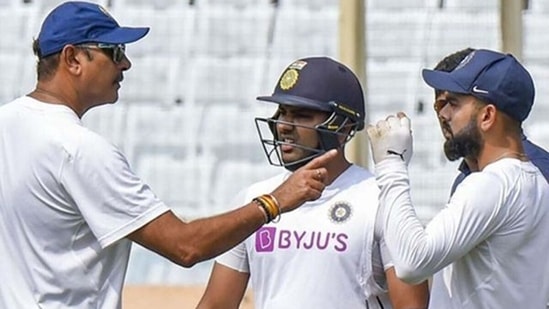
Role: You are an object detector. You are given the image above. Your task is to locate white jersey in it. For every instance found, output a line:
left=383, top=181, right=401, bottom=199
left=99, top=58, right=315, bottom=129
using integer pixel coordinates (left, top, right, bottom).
left=0, top=97, right=169, bottom=308
left=217, top=165, right=392, bottom=309
left=375, top=157, right=549, bottom=309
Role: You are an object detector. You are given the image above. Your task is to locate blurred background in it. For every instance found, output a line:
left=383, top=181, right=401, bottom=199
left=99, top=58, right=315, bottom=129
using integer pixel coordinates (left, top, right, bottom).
left=1, top=0, right=547, bottom=307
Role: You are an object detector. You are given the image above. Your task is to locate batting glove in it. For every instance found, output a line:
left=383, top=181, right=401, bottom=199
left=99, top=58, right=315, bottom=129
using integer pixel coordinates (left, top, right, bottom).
left=366, top=113, right=413, bottom=165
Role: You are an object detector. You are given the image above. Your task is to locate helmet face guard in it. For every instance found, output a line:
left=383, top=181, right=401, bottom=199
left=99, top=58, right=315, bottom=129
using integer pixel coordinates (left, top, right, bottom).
left=254, top=101, right=363, bottom=171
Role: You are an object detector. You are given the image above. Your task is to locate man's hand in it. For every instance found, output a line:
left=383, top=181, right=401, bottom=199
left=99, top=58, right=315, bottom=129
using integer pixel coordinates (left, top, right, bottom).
left=366, top=112, right=413, bottom=165
left=270, top=149, right=338, bottom=213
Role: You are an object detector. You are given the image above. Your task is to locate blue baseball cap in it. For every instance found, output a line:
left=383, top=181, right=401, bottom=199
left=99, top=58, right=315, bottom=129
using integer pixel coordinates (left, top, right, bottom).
left=37, top=1, right=149, bottom=58
left=257, top=57, right=365, bottom=130
left=422, top=49, right=535, bottom=122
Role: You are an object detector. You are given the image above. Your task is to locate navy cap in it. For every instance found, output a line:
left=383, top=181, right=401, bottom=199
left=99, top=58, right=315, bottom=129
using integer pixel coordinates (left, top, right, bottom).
left=422, top=49, right=535, bottom=122
left=257, top=57, right=365, bottom=130
left=37, top=1, right=149, bottom=58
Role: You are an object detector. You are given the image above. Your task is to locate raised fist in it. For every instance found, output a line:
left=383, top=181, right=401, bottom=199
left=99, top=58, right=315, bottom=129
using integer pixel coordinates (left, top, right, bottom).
left=366, top=112, right=413, bottom=165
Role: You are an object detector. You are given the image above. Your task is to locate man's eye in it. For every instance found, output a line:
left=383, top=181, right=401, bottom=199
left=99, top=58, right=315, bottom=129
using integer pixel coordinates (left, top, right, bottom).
left=434, top=101, right=446, bottom=112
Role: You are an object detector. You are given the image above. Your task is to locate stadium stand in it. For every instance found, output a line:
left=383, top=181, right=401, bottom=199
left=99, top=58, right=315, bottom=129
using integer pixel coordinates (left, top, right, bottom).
left=184, top=55, right=267, bottom=107
left=270, top=6, right=338, bottom=59
left=0, top=52, right=25, bottom=102
left=366, top=9, right=432, bottom=62
left=523, top=11, right=549, bottom=65
left=444, top=0, right=499, bottom=11
left=192, top=4, right=273, bottom=57
left=113, top=6, right=196, bottom=57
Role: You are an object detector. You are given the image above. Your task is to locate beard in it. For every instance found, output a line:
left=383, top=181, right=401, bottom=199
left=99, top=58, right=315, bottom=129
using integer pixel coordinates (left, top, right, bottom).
left=442, top=117, right=483, bottom=161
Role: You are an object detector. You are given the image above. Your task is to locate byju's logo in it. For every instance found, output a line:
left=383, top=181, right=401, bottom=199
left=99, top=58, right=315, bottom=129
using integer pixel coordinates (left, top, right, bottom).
left=255, top=226, right=276, bottom=252
left=254, top=227, right=349, bottom=253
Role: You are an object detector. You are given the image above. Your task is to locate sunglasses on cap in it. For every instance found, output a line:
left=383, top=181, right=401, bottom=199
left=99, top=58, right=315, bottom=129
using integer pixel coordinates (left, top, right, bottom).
left=77, top=43, right=126, bottom=63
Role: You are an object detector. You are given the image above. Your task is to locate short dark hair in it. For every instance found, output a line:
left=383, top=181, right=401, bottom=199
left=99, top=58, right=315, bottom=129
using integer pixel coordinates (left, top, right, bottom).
left=33, top=38, right=60, bottom=81
left=433, top=48, right=475, bottom=97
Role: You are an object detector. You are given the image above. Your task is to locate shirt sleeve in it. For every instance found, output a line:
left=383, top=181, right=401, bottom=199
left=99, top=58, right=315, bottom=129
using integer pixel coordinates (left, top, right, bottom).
left=60, top=134, right=169, bottom=248
left=374, top=157, right=508, bottom=284
left=379, top=237, right=393, bottom=270
left=215, top=188, right=252, bottom=273
left=215, top=241, right=250, bottom=273
left=371, top=237, right=392, bottom=290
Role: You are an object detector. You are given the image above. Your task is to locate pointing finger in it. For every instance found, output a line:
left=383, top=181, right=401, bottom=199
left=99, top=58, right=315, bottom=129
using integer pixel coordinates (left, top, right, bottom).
left=302, top=149, right=338, bottom=170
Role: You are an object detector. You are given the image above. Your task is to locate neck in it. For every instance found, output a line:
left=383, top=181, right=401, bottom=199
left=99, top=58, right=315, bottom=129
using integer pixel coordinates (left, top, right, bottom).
left=324, top=155, right=352, bottom=185
left=29, top=86, right=67, bottom=104
left=492, top=151, right=528, bottom=162
left=29, top=84, right=82, bottom=117
left=477, top=149, right=528, bottom=170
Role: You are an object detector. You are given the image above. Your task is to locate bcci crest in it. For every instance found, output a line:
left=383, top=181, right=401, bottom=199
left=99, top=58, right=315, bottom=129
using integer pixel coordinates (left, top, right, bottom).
left=279, top=59, right=309, bottom=90
left=329, top=201, right=352, bottom=224
left=279, top=69, right=299, bottom=90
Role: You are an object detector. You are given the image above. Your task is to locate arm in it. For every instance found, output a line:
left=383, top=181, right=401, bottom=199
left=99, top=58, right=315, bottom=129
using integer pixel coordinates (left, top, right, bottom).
left=377, top=236, right=429, bottom=309
left=128, top=149, right=338, bottom=267
left=385, top=267, right=429, bottom=309
left=196, top=262, right=250, bottom=309
left=128, top=206, right=262, bottom=267
left=374, top=158, right=503, bottom=283
left=367, top=114, right=506, bottom=283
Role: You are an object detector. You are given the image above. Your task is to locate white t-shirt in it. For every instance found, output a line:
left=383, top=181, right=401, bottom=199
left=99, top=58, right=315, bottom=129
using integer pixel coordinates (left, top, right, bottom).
left=217, top=165, right=393, bottom=309
left=375, top=157, right=549, bottom=309
left=0, top=97, right=169, bottom=308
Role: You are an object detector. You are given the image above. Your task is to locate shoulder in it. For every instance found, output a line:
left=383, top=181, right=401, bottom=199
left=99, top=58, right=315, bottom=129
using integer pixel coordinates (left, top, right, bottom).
left=337, top=165, right=377, bottom=189
left=54, top=122, right=129, bottom=177
left=464, top=161, right=512, bottom=186
left=62, top=124, right=120, bottom=159
left=523, top=138, right=549, bottom=179
left=524, top=138, right=549, bottom=158
left=454, top=160, right=525, bottom=205
left=330, top=165, right=379, bottom=208
left=239, top=171, right=289, bottom=200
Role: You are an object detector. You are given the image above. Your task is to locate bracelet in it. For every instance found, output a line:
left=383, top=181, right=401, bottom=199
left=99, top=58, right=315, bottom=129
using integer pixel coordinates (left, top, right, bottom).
left=253, top=194, right=281, bottom=223
left=261, top=194, right=281, bottom=223
left=253, top=198, right=272, bottom=223
left=256, top=202, right=270, bottom=223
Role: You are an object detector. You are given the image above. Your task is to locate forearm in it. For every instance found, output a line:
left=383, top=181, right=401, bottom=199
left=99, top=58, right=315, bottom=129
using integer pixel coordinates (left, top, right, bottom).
left=180, top=203, right=265, bottom=266
left=196, top=263, right=250, bottom=309
left=129, top=203, right=265, bottom=268
left=376, top=158, right=440, bottom=283
left=386, top=267, right=429, bottom=309
left=376, top=157, right=503, bottom=284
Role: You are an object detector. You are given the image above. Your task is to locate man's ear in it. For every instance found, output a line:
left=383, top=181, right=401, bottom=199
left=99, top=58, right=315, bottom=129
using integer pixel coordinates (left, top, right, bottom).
left=479, top=104, right=497, bottom=131
left=60, top=45, right=84, bottom=76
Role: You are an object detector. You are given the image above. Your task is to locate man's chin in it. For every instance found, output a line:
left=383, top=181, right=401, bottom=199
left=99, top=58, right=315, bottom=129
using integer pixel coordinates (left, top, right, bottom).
left=443, top=142, right=462, bottom=161
left=282, top=154, right=315, bottom=172
left=444, top=152, right=462, bottom=162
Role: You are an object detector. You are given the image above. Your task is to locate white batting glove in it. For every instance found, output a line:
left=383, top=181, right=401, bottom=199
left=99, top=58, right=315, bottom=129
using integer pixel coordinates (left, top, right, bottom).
left=366, top=113, right=413, bottom=165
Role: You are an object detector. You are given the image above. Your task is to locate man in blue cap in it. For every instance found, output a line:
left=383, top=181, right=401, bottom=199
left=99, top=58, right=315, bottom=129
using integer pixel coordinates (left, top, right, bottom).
left=197, top=57, right=429, bottom=309
left=432, top=48, right=549, bottom=195
left=0, top=2, right=338, bottom=307
left=367, top=49, right=549, bottom=308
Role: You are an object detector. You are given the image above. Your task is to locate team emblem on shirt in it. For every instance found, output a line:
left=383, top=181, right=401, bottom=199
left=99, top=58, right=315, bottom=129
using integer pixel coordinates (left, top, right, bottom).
left=329, top=201, right=352, bottom=223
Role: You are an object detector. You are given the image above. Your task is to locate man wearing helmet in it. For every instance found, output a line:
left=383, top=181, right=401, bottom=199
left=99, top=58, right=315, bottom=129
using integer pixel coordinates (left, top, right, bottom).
left=197, top=57, right=429, bottom=309
left=254, top=57, right=365, bottom=172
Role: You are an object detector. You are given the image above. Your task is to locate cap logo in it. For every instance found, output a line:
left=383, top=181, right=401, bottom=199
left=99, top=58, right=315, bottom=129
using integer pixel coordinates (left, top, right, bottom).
left=98, top=5, right=115, bottom=22
left=472, top=85, right=489, bottom=94
left=279, top=69, right=299, bottom=90
left=454, top=50, right=476, bottom=71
